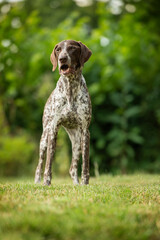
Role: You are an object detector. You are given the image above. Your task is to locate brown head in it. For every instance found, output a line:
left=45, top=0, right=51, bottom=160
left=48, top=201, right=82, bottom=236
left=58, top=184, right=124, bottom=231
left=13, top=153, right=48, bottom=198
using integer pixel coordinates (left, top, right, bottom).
left=50, top=40, right=92, bottom=76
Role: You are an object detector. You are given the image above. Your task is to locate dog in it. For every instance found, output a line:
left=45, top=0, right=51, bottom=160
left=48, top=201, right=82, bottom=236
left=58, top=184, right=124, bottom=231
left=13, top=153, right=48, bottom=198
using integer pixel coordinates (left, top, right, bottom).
left=35, top=40, right=92, bottom=185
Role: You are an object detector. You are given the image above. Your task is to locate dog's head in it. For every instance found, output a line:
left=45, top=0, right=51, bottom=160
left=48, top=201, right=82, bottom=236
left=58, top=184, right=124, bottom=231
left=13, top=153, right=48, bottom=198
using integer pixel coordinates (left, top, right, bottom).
left=50, top=40, right=92, bottom=76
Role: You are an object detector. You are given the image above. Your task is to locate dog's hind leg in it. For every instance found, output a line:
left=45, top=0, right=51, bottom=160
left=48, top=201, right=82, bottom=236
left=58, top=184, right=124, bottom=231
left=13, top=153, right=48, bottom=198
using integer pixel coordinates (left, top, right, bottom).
left=65, top=128, right=81, bottom=185
left=81, top=129, right=90, bottom=185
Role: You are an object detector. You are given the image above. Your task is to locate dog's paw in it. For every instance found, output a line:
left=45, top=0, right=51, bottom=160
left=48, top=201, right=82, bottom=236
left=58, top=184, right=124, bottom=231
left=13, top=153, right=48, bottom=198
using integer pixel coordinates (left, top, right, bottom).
left=43, top=175, right=51, bottom=186
left=73, top=179, right=79, bottom=185
left=35, top=175, right=41, bottom=184
left=81, top=180, right=89, bottom=185
left=43, top=180, right=51, bottom=186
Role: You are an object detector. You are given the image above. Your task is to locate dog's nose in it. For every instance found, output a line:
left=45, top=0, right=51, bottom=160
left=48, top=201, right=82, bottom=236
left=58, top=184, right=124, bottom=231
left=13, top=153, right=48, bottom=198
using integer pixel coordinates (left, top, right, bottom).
left=59, top=55, right=67, bottom=63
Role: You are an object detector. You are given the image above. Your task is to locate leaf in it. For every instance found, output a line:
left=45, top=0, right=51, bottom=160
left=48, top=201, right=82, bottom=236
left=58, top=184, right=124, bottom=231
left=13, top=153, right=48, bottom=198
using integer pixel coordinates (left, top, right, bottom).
left=107, top=128, right=127, bottom=143
left=105, top=114, right=122, bottom=124
left=128, top=132, right=144, bottom=144
left=96, top=138, right=106, bottom=149
left=124, top=106, right=141, bottom=118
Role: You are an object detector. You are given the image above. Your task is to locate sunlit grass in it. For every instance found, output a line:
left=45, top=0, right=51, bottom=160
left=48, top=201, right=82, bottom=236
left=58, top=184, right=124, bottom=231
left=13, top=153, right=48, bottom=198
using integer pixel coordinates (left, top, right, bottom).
left=0, top=174, right=160, bottom=240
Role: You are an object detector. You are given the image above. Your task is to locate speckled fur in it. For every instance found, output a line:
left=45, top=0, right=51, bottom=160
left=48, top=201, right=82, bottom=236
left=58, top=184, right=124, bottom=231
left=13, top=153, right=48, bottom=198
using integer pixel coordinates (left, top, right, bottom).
left=35, top=40, right=92, bottom=186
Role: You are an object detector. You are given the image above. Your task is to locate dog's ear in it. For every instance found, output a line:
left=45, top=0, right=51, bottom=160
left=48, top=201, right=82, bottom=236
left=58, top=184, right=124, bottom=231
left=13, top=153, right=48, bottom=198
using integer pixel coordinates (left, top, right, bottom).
left=78, top=41, right=92, bottom=67
left=50, top=46, right=57, bottom=72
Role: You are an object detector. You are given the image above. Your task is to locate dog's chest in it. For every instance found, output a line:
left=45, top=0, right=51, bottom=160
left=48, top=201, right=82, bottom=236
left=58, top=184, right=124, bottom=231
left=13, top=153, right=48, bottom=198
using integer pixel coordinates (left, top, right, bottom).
left=50, top=76, right=90, bottom=128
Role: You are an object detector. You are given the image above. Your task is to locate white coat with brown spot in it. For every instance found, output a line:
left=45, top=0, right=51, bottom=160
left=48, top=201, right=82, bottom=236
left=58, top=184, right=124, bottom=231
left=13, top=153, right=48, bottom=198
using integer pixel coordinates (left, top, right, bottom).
left=35, top=40, right=92, bottom=186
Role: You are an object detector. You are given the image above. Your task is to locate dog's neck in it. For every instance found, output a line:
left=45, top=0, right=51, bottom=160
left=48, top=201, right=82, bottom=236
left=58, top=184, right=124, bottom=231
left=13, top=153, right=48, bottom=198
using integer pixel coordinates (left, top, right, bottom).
left=60, top=70, right=82, bottom=108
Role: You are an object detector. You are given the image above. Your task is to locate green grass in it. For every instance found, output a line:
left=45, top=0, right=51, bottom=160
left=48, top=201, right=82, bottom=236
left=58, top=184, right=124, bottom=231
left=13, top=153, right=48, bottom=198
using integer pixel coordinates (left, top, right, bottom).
left=0, top=174, right=160, bottom=240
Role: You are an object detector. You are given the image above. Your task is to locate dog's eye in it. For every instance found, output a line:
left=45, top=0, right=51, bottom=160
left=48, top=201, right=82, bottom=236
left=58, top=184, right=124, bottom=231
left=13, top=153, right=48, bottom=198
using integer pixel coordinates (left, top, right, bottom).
left=56, top=47, right=61, bottom=52
left=68, top=46, right=76, bottom=51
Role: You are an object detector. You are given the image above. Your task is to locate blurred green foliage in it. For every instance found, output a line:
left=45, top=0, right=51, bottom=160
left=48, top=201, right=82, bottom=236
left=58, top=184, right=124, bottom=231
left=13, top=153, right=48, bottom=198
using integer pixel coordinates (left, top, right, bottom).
left=0, top=0, right=160, bottom=176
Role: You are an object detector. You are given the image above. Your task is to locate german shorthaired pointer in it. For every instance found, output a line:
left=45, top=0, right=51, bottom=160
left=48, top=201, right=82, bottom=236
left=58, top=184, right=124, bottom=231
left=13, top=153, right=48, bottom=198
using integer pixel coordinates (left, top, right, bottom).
left=35, top=40, right=92, bottom=186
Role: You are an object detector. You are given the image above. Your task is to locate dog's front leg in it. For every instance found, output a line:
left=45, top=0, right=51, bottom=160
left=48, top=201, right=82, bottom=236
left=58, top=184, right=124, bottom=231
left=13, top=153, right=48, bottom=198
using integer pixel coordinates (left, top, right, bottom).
left=43, top=129, right=58, bottom=186
left=35, top=130, right=48, bottom=184
left=81, top=129, right=90, bottom=185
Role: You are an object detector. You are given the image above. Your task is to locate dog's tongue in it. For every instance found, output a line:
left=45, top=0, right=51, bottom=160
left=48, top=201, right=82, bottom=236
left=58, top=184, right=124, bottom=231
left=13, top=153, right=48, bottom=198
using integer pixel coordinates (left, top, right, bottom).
left=62, top=67, right=75, bottom=75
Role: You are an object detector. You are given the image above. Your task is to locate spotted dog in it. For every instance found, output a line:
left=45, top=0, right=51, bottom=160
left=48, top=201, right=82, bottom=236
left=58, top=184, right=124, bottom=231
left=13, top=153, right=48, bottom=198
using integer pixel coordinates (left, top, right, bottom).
left=35, top=40, right=92, bottom=186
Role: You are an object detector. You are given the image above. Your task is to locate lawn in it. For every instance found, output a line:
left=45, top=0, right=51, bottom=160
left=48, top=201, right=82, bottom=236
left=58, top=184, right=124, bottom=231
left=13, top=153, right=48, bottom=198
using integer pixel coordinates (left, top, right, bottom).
left=0, top=174, right=160, bottom=240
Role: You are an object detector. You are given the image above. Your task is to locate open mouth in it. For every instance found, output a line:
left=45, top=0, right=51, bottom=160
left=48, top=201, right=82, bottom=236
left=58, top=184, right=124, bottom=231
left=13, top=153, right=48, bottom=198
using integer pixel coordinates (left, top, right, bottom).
left=61, top=64, right=69, bottom=71
left=60, top=64, right=75, bottom=75
left=60, top=64, right=69, bottom=74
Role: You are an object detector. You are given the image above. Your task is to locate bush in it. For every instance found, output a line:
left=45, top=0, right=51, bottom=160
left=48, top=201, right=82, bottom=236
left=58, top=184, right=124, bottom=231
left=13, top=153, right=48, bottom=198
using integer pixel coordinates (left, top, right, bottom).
left=0, top=133, right=36, bottom=176
left=1, top=0, right=160, bottom=176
